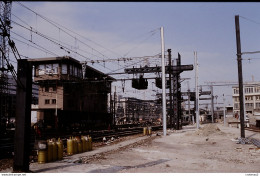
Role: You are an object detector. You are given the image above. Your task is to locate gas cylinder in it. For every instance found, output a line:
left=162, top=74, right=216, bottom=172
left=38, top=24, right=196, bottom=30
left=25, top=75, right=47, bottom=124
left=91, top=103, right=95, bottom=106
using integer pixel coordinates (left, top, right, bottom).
left=38, top=150, right=47, bottom=164
left=143, top=127, right=147, bottom=135
left=57, top=138, right=63, bottom=160
left=81, top=136, right=86, bottom=152
left=85, top=136, right=90, bottom=151
left=47, top=140, right=53, bottom=162
left=67, top=137, right=73, bottom=155
left=52, top=139, right=58, bottom=161
left=73, top=137, right=78, bottom=154
left=148, top=127, right=152, bottom=135
left=88, top=136, right=92, bottom=151
left=77, top=139, right=82, bottom=153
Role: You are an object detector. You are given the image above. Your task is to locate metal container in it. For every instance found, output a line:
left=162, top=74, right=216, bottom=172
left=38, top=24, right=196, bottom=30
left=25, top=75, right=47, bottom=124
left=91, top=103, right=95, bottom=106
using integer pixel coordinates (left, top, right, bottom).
left=77, top=139, right=82, bottom=153
left=47, top=140, right=53, bottom=162
left=57, top=138, right=63, bottom=160
left=73, top=137, right=78, bottom=154
left=148, top=127, right=152, bottom=135
left=143, top=127, right=147, bottom=135
left=81, top=136, right=86, bottom=152
left=52, top=140, right=58, bottom=161
left=38, top=150, right=47, bottom=164
left=85, top=136, right=90, bottom=151
left=89, top=136, right=92, bottom=151
left=67, top=137, right=73, bottom=155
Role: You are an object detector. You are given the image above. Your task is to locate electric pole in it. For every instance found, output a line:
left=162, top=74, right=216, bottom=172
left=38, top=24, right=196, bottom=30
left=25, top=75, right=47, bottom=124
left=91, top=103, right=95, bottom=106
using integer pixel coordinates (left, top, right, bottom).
left=235, top=15, right=245, bottom=138
left=195, top=51, right=199, bottom=129
left=168, top=49, right=173, bottom=128
left=160, top=27, right=167, bottom=136
left=211, top=85, right=214, bottom=123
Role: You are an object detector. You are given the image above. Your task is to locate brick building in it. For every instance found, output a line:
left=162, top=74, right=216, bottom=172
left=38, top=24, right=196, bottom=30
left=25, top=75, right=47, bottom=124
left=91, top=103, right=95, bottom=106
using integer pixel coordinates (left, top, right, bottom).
left=29, top=56, right=115, bottom=131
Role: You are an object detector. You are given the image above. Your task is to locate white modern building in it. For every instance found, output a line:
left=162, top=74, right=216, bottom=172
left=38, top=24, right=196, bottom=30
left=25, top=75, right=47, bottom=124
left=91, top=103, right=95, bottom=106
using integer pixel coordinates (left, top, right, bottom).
left=232, top=82, right=260, bottom=117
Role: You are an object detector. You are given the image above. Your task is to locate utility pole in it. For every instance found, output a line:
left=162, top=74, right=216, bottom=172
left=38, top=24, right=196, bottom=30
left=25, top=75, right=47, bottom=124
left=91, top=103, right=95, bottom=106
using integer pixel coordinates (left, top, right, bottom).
left=211, top=85, right=214, bottom=123
left=114, top=86, right=116, bottom=126
left=223, top=94, right=226, bottom=126
left=13, top=59, right=32, bottom=172
left=195, top=51, right=199, bottom=129
left=168, top=49, right=173, bottom=128
left=160, top=27, right=167, bottom=136
left=187, top=81, right=193, bottom=124
left=235, top=15, right=245, bottom=138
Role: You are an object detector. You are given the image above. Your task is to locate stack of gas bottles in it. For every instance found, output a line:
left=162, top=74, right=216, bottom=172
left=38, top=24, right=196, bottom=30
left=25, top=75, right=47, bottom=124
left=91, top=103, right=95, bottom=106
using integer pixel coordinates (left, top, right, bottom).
left=143, top=127, right=152, bottom=135
left=37, top=135, right=92, bottom=164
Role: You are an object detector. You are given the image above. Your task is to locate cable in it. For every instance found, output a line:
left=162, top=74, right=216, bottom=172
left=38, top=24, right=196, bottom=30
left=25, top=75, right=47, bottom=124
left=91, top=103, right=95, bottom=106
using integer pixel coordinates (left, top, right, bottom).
left=240, top=15, right=260, bottom=26
left=11, top=31, right=59, bottom=57
left=14, top=1, right=119, bottom=60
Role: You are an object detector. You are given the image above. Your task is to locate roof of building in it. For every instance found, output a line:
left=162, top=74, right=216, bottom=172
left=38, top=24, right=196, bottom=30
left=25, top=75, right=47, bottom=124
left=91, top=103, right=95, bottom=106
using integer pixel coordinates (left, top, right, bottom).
left=27, top=56, right=115, bottom=81
left=28, top=56, right=80, bottom=64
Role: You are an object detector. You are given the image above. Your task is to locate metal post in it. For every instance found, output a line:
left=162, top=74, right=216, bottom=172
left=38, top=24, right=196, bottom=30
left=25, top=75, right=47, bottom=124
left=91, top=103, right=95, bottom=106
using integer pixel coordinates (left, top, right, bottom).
left=161, top=27, right=167, bottom=136
left=195, top=51, right=199, bottom=129
left=223, top=94, right=226, bottom=126
left=168, top=49, right=173, bottom=129
left=114, top=86, right=116, bottom=126
left=211, top=85, right=214, bottom=123
left=13, top=59, right=32, bottom=172
left=235, top=15, right=245, bottom=138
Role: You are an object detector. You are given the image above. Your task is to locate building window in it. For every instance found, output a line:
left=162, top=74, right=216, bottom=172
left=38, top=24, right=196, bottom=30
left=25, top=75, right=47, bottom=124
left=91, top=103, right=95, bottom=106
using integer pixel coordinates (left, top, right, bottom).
left=45, top=86, right=49, bottom=92
left=234, top=97, right=239, bottom=102
left=245, top=96, right=253, bottom=101
left=233, top=88, right=239, bottom=94
left=245, top=87, right=254, bottom=94
left=255, top=87, right=260, bottom=93
left=62, top=64, right=67, bottom=74
left=38, top=64, right=45, bottom=75
left=234, top=103, right=239, bottom=109
left=52, top=99, right=56, bottom=104
left=256, top=103, right=260, bottom=108
left=70, top=65, right=73, bottom=75
left=245, top=103, right=253, bottom=109
left=53, top=86, right=57, bottom=92
left=45, top=99, right=50, bottom=104
left=256, top=96, right=260, bottom=101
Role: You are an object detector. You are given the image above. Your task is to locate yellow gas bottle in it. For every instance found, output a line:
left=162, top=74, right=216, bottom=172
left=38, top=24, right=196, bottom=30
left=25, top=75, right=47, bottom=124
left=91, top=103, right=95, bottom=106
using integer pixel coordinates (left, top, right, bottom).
left=47, top=140, right=53, bottom=162
left=77, top=139, right=82, bottom=153
left=38, top=150, right=47, bottom=164
left=88, top=136, right=92, bottom=151
left=81, top=136, right=86, bottom=152
left=148, top=127, right=152, bottom=135
left=86, top=136, right=90, bottom=151
left=52, top=139, right=58, bottom=161
left=57, top=138, right=63, bottom=160
left=143, top=127, right=147, bottom=135
left=67, top=137, right=73, bottom=155
left=73, top=137, right=78, bottom=154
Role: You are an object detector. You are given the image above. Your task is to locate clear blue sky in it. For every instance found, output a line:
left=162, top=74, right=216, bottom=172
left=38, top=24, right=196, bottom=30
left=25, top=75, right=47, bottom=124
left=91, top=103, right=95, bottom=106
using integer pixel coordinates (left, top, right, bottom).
left=11, top=2, right=260, bottom=106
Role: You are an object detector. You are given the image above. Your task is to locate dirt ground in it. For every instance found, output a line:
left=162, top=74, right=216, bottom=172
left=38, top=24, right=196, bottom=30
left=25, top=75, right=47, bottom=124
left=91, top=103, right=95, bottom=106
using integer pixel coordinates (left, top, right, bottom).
left=1, top=123, right=260, bottom=173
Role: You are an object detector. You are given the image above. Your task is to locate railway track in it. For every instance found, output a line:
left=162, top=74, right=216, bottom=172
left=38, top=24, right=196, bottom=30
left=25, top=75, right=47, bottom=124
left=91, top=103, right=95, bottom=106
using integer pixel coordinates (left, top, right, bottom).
left=245, top=126, right=260, bottom=133
left=0, top=125, right=162, bottom=159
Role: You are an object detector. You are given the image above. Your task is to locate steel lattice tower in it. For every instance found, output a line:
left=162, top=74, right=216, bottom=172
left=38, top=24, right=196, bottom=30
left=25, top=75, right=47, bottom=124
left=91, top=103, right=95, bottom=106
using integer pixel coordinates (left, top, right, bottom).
left=0, top=1, right=12, bottom=123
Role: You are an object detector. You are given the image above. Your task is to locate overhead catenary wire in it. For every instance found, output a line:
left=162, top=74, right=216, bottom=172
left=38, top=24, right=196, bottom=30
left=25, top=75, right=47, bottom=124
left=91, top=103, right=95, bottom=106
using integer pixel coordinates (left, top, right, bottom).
left=12, top=2, right=162, bottom=76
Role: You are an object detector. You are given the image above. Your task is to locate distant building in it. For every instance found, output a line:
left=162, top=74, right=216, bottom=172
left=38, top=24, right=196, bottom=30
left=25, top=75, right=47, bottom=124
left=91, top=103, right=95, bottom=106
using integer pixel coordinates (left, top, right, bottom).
left=232, top=82, right=260, bottom=117
left=29, top=56, right=115, bottom=130
left=115, top=97, right=161, bottom=124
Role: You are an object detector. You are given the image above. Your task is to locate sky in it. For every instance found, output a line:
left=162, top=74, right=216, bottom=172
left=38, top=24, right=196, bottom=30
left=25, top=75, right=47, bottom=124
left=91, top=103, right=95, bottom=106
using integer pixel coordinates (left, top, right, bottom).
left=8, top=1, right=260, bottom=108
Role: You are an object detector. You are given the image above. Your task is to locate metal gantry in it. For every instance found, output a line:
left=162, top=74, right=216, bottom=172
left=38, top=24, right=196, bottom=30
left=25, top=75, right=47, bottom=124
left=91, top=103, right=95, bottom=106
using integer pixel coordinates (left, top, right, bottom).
left=124, top=51, right=193, bottom=130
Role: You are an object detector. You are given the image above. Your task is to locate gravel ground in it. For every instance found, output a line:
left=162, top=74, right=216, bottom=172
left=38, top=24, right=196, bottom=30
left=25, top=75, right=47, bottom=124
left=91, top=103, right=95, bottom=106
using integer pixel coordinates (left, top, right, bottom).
left=1, top=123, right=260, bottom=173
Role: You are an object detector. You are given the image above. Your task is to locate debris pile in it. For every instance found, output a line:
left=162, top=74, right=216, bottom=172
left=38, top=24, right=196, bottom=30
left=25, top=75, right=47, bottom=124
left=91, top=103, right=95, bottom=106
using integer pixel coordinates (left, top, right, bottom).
left=193, top=124, right=225, bottom=136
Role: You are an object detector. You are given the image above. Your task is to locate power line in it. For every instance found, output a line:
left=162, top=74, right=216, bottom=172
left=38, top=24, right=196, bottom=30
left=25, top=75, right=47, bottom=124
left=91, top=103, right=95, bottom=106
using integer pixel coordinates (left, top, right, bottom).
left=240, top=15, right=260, bottom=26
left=14, top=1, right=119, bottom=61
